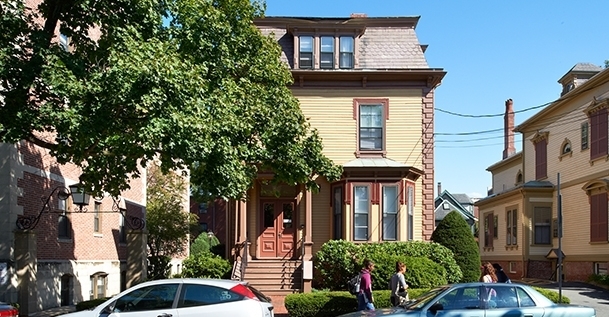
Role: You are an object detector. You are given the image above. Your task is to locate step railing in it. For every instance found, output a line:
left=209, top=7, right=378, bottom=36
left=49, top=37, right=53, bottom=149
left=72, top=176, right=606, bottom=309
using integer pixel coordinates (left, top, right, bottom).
left=231, top=238, right=248, bottom=281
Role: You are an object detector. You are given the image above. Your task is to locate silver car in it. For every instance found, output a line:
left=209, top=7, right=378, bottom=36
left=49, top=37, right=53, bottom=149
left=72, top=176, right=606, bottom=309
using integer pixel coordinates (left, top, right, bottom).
left=337, top=282, right=595, bottom=317
left=60, top=278, right=274, bottom=317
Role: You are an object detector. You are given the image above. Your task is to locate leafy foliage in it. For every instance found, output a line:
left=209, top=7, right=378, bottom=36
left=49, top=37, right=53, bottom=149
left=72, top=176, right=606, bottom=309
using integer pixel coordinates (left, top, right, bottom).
left=190, top=232, right=220, bottom=257
left=75, top=297, right=110, bottom=311
left=181, top=253, right=231, bottom=279
left=313, top=240, right=461, bottom=291
left=146, top=164, right=198, bottom=279
left=431, top=210, right=481, bottom=282
left=0, top=0, right=342, bottom=198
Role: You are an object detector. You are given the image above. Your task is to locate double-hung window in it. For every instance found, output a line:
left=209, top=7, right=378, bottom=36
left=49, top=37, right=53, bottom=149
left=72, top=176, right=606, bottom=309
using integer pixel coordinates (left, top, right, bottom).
left=581, top=122, right=589, bottom=150
left=359, top=105, right=383, bottom=151
left=382, top=185, right=399, bottom=241
left=93, top=202, right=101, bottom=233
left=353, top=185, right=370, bottom=241
left=299, top=36, right=314, bottom=69
left=484, top=213, right=494, bottom=248
left=506, top=209, right=517, bottom=245
left=339, top=36, right=354, bottom=69
left=332, top=186, right=343, bottom=240
left=320, top=36, right=334, bottom=69
left=354, top=99, right=389, bottom=156
left=534, top=207, right=552, bottom=244
left=407, top=185, right=414, bottom=240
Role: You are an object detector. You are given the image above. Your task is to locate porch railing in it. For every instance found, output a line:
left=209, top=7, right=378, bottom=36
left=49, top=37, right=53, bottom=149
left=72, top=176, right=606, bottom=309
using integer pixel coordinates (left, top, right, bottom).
left=231, top=238, right=248, bottom=281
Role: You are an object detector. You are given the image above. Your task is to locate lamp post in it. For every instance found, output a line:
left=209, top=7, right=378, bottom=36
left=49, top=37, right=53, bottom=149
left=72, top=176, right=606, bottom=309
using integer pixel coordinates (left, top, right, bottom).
left=16, top=184, right=145, bottom=230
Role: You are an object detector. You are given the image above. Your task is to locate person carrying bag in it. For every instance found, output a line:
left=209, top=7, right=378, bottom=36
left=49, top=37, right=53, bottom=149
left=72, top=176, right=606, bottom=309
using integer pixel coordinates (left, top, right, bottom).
left=389, top=261, right=409, bottom=306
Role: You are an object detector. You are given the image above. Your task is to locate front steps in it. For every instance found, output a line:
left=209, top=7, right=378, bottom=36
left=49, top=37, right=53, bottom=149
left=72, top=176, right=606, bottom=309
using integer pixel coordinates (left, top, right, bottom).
left=243, top=259, right=302, bottom=295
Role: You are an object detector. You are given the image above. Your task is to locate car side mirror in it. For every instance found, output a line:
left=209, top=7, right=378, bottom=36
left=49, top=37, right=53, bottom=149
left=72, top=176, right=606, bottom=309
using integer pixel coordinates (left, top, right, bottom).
left=102, top=301, right=115, bottom=314
left=429, top=303, right=444, bottom=314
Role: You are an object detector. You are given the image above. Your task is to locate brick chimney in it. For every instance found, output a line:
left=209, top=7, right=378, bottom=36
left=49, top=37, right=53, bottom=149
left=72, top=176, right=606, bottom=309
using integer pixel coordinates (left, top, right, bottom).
left=503, top=99, right=515, bottom=159
left=350, top=13, right=368, bottom=18
left=437, top=182, right=442, bottom=195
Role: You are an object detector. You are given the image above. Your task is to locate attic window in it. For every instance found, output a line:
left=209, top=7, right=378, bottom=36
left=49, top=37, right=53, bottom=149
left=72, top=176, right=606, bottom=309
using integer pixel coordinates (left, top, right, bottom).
left=562, top=142, right=571, bottom=154
left=443, top=202, right=449, bottom=210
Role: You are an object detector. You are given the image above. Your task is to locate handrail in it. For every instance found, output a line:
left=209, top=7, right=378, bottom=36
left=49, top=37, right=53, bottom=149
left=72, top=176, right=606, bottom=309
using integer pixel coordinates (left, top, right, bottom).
left=231, top=238, right=248, bottom=281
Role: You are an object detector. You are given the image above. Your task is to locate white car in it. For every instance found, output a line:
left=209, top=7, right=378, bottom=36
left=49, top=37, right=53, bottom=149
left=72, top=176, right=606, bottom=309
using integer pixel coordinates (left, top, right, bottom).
left=61, top=278, right=274, bottom=317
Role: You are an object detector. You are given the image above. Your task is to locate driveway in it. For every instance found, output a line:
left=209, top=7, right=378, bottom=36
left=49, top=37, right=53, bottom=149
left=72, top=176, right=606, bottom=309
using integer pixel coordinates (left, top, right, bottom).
left=533, top=281, right=609, bottom=315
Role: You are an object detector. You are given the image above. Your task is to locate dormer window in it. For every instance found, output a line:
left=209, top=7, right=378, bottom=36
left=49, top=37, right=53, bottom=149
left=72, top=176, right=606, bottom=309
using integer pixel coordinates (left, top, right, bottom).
left=299, top=36, right=314, bottom=69
left=320, top=36, right=334, bottom=69
left=339, top=36, right=354, bottom=69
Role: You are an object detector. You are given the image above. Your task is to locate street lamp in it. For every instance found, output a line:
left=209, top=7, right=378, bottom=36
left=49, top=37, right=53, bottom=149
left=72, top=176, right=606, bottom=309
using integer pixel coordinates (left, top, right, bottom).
left=16, top=184, right=144, bottom=230
left=69, top=183, right=91, bottom=211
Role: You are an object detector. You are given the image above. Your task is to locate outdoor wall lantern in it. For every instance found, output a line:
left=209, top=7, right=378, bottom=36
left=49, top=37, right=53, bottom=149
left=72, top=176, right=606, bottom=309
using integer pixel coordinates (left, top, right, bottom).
left=16, top=184, right=145, bottom=231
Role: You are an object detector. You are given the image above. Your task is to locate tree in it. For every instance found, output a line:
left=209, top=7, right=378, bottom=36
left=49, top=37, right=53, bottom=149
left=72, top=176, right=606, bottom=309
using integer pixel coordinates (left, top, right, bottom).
left=431, top=211, right=481, bottom=282
left=146, top=163, right=198, bottom=280
left=0, top=0, right=342, bottom=198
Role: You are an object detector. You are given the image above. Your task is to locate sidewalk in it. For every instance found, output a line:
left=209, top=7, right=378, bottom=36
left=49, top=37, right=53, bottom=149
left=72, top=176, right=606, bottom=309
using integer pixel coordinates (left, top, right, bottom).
left=28, top=306, right=75, bottom=317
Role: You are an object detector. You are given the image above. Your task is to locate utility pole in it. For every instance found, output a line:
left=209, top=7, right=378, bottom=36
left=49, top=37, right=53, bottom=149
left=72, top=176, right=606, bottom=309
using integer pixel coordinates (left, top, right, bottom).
left=557, top=173, right=563, bottom=302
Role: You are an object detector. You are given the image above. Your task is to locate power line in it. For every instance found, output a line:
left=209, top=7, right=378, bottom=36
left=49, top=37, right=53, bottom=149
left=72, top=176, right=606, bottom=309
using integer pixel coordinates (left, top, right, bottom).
left=435, top=101, right=552, bottom=118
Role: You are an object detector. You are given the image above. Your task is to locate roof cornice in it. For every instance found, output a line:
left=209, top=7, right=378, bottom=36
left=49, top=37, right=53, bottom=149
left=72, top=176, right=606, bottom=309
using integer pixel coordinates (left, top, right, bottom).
left=515, top=67, right=609, bottom=133
left=253, top=16, right=421, bottom=30
left=290, top=69, right=446, bottom=89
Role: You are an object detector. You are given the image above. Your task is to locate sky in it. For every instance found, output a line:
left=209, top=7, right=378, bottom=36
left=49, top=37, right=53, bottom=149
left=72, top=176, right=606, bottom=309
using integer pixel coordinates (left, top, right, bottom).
left=263, top=0, right=609, bottom=199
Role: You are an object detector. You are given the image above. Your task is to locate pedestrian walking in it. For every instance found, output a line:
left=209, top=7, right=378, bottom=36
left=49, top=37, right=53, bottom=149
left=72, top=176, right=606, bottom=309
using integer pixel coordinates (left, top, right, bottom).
left=357, top=259, right=375, bottom=311
left=389, top=261, right=409, bottom=306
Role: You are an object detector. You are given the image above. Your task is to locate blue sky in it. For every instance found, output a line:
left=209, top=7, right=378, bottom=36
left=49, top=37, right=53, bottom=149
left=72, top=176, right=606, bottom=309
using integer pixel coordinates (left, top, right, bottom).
left=263, top=0, right=609, bottom=199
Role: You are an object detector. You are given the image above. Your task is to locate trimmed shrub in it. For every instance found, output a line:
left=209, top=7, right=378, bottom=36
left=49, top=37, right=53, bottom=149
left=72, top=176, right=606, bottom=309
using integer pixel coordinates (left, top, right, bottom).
left=285, top=288, right=569, bottom=316
left=533, top=287, right=570, bottom=304
left=181, top=252, right=231, bottom=279
left=431, top=210, right=481, bottom=282
left=313, top=240, right=461, bottom=291
left=370, top=253, right=447, bottom=289
left=285, top=289, right=429, bottom=317
left=75, top=298, right=110, bottom=311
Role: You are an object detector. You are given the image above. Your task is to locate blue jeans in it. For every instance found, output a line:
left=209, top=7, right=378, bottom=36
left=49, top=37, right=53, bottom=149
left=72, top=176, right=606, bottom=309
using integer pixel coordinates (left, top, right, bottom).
left=357, top=293, right=375, bottom=311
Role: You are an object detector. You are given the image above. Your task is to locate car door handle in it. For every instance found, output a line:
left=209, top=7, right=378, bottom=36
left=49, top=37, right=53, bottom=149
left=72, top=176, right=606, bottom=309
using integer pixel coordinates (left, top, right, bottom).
left=158, top=313, right=172, bottom=317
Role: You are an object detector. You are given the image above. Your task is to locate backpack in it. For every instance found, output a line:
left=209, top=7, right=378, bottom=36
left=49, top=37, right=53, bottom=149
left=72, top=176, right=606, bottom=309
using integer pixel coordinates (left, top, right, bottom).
left=348, top=273, right=361, bottom=295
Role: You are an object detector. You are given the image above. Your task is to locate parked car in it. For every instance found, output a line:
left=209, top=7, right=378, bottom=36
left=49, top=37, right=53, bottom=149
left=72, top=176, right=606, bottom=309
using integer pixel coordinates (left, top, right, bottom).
left=336, top=282, right=596, bottom=317
left=0, top=302, right=18, bottom=317
left=61, top=278, right=273, bottom=317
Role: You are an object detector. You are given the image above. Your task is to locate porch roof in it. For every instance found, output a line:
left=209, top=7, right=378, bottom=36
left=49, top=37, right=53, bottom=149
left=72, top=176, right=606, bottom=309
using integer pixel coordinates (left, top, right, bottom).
left=343, top=157, right=409, bottom=168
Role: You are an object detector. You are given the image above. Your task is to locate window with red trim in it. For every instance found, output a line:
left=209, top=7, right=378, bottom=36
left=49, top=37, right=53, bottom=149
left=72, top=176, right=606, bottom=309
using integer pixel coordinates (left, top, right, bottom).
left=353, top=185, right=370, bottom=241
left=353, top=98, right=389, bottom=157
left=381, top=184, right=399, bottom=241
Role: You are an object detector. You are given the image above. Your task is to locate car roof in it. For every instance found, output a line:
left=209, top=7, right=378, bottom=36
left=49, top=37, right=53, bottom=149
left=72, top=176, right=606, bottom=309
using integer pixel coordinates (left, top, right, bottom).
left=133, top=278, right=244, bottom=288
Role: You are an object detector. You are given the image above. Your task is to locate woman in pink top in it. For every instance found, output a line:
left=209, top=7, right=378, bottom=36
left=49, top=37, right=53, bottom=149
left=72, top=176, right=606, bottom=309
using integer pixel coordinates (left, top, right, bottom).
left=357, top=259, right=375, bottom=311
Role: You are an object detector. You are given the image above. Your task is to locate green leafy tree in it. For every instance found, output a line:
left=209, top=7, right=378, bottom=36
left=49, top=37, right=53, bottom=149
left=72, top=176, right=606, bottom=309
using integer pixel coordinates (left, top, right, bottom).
left=190, top=232, right=220, bottom=257
left=0, top=0, right=342, bottom=198
left=146, top=163, right=198, bottom=280
left=431, top=210, right=481, bottom=282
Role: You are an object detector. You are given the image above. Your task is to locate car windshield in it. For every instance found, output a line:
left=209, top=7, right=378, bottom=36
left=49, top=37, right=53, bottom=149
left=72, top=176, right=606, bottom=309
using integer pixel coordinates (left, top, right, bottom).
left=404, top=286, right=450, bottom=310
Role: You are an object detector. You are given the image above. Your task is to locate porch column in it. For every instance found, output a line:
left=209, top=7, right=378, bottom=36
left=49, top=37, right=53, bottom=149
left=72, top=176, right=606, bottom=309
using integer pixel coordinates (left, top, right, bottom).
left=15, top=230, right=37, bottom=317
left=302, top=189, right=314, bottom=292
left=237, top=199, right=251, bottom=260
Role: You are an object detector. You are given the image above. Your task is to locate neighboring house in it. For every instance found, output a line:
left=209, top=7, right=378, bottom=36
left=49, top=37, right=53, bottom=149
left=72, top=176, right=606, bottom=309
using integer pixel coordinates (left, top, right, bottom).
left=223, top=14, right=445, bottom=294
left=0, top=0, right=148, bottom=314
left=0, top=140, right=148, bottom=315
left=434, top=182, right=477, bottom=233
left=189, top=197, right=227, bottom=247
left=476, top=63, right=609, bottom=282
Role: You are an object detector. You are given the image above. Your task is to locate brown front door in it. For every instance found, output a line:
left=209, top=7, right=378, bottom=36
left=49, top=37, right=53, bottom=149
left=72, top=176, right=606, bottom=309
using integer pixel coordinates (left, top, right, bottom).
left=259, top=200, right=296, bottom=258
